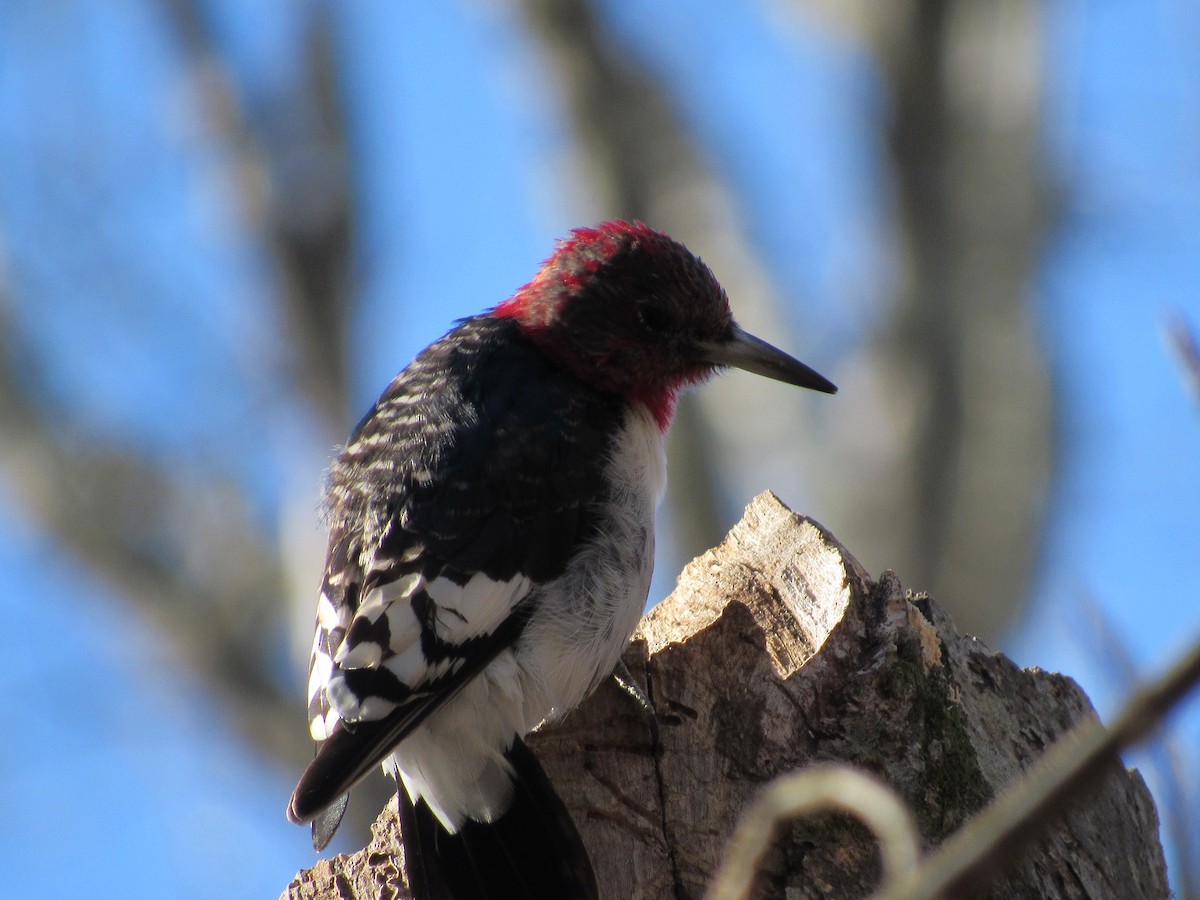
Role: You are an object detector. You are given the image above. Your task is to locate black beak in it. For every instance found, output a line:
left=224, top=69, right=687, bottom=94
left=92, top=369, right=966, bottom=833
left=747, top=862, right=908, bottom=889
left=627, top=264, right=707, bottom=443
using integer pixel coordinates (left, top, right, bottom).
left=700, top=325, right=837, bottom=394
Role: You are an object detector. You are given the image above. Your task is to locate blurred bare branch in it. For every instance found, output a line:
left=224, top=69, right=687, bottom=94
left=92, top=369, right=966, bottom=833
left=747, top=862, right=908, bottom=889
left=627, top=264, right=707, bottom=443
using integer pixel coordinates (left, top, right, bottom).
left=0, top=294, right=303, bottom=766
left=1166, top=313, right=1200, bottom=403
left=706, top=765, right=921, bottom=900
left=156, top=0, right=391, bottom=843
left=1072, top=588, right=1199, bottom=899
left=0, top=0, right=363, bottom=794
left=162, top=0, right=355, bottom=430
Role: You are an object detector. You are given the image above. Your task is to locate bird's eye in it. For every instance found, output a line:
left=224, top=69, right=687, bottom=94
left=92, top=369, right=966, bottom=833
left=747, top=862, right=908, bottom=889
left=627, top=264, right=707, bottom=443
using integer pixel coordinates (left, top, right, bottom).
left=637, top=304, right=672, bottom=333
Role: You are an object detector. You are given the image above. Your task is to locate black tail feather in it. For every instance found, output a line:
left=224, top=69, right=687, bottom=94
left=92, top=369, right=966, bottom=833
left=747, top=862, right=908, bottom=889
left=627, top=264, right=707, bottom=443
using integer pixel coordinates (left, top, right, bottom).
left=311, top=793, right=349, bottom=852
left=398, top=738, right=598, bottom=900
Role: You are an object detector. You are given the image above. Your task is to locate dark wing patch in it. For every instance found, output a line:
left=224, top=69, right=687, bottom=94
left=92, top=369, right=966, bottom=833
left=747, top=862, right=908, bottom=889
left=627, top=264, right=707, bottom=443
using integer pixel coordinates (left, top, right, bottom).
left=289, top=593, right=537, bottom=828
left=291, top=315, right=627, bottom=827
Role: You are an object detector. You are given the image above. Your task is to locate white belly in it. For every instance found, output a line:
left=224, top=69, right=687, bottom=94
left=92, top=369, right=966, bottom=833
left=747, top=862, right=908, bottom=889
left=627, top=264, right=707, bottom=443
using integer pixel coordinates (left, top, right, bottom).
left=391, top=404, right=666, bottom=830
left=517, top=402, right=665, bottom=726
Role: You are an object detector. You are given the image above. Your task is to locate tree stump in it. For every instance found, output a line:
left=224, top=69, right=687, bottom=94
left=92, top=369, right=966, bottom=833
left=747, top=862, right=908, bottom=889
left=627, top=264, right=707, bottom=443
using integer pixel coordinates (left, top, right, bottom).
left=284, top=492, right=1168, bottom=899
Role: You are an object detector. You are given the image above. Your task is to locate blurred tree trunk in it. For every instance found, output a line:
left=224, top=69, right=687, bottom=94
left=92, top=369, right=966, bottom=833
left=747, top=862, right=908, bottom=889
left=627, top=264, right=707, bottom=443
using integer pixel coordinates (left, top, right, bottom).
left=794, top=0, right=1054, bottom=640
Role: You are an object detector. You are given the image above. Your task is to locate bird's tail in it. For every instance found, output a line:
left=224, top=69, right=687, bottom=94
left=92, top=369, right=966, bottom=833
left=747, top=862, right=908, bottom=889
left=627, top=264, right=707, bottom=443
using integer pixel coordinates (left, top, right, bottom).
left=398, top=737, right=598, bottom=900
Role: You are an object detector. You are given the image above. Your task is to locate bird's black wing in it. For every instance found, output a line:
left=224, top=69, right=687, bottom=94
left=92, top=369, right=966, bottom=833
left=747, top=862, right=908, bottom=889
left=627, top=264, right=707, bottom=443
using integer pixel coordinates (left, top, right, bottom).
left=288, top=315, right=626, bottom=840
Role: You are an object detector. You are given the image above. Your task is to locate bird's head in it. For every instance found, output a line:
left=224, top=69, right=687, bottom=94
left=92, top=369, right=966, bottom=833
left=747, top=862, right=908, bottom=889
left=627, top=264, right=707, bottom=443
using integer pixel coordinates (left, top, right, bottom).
left=495, top=221, right=836, bottom=429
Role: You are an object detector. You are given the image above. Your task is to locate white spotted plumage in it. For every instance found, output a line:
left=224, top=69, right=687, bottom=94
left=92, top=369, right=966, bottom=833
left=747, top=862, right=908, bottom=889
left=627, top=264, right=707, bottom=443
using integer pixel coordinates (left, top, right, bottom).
left=301, top=401, right=663, bottom=829
left=289, top=309, right=643, bottom=846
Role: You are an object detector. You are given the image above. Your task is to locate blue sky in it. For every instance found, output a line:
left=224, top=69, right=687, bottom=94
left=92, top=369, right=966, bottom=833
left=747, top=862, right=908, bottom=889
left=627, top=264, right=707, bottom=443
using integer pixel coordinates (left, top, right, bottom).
left=0, top=0, right=1197, bottom=895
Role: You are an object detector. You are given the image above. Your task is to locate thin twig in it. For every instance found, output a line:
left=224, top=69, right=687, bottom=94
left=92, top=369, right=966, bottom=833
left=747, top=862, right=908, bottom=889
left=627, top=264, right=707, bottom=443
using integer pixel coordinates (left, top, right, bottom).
left=1165, top=313, right=1200, bottom=403
left=1072, top=588, right=1197, bottom=900
left=706, top=764, right=921, bottom=900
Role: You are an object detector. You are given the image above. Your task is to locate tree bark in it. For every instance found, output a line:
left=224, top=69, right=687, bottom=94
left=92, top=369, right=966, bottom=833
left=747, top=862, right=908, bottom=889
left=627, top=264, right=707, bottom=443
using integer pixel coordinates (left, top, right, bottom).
left=283, top=492, right=1168, bottom=900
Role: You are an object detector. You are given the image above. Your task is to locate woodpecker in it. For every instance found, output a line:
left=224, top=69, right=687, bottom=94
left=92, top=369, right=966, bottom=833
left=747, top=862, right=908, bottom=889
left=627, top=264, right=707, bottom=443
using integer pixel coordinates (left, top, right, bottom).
left=287, top=221, right=836, bottom=899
